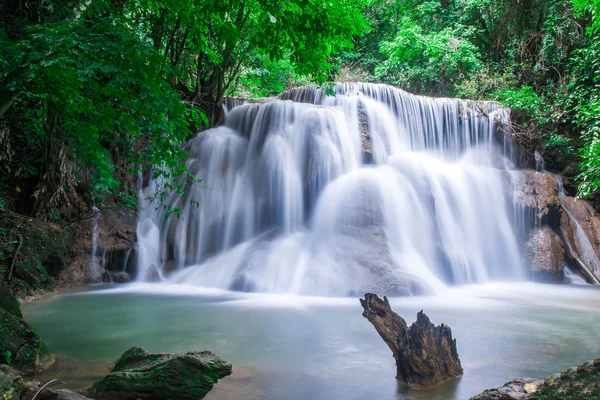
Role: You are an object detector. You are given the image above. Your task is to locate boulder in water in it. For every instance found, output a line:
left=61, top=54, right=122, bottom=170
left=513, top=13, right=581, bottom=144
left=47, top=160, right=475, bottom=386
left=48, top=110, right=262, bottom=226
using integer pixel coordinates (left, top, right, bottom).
left=109, top=272, right=131, bottom=284
left=524, top=226, right=565, bottom=282
left=86, top=347, right=232, bottom=400
left=360, top=293, right=462, bottom=386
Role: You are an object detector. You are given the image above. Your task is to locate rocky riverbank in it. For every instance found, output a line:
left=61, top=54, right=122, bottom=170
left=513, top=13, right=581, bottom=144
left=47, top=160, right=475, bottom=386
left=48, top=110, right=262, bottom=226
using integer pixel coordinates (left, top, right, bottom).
left=471, top=356, right=600, bottom=399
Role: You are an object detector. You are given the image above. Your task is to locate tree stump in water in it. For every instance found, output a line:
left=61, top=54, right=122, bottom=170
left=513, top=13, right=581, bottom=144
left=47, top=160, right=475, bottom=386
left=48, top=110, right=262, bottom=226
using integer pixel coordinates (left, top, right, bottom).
left=360, top=293, right=463, bottom=387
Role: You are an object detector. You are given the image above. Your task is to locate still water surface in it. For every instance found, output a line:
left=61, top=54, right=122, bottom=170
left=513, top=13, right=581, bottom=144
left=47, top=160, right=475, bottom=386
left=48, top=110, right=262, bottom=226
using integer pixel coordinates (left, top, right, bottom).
left=23, top=283, right=600, bottom=400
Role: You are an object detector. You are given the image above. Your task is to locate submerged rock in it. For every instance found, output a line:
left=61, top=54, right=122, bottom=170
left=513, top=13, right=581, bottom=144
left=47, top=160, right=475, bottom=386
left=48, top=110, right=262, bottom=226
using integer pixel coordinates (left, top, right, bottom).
left=86, top=346, right=232, bottom=400
left=471, top=357, right=600, bottom=399
left=0, top=365, right=22, bottom=400
left=360, top=293, right=462, bottom=386
left=21, top=380, right=90, bottom=400
left=109, top=272, right=131, bottom=284
left=145, top=265, right=161, bottom=282
left=524, top=227, right=565, bottom=282
left=0, top=289, right=53, bottom=374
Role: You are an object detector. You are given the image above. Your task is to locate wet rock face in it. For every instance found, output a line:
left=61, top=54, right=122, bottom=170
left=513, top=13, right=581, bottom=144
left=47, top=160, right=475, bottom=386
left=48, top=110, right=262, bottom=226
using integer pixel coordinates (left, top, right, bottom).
left=360, top=293, right=462, bottom=387
left=62, top=208, right=137, bottom=286
left=86, top=347, right=232, bottom=400
left=508, top=170, right=560, bottom=220
left=524, top=227, right=565, bottom=282
left=560, top=196, right=600, bottom=279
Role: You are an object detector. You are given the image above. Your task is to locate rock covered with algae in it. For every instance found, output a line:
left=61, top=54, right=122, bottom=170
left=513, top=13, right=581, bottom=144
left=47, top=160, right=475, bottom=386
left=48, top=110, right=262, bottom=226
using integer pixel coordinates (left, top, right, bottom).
left=86, top=347, right=232, bottom=400
left=471, top=357, right=600, bottom=399
left=0, top=286, right=54, bottom=374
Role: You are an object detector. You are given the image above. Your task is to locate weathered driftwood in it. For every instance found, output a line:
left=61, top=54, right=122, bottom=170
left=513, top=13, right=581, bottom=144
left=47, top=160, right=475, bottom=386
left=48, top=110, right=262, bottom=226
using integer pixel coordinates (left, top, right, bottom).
left=360, top=293, right=463, bottom=387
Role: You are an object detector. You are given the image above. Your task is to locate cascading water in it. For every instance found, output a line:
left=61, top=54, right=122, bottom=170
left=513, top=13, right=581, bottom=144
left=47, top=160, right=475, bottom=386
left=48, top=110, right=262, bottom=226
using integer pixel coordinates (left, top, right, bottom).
left=136, top=83, right=525, bottom=296
left=89, top=204, right=105, bottom=282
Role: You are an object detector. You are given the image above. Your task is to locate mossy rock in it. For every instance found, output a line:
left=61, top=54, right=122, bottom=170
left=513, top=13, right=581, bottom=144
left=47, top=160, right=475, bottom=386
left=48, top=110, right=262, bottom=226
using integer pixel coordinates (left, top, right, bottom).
left=0, top=365, right=23, bottom=400
left=530, top=359, right=600, bottom=399
left=86, top=347, right=233, bottom=400
left=471, top=357, right=600, bottom=400
left=0, top=286, right=21, bottom=319
left=0, top=212, right=72, bottom=297
left=0, top=307, right=53, bottom=374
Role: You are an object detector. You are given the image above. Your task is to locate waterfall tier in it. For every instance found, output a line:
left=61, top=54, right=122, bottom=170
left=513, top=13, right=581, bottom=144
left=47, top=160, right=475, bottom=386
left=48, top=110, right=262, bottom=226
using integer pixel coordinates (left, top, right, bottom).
left=136, top=83, right=524, bottom=296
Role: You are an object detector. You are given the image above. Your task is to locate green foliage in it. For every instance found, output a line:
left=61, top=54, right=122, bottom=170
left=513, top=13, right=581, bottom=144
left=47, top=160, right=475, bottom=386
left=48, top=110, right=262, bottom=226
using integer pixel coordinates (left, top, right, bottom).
left=3, top=350, right=11, bottom=365
left=346, top=0, right=600, bottom=201
left=543, top=134, right=577, bottom=158
left=376, top=19, right=482, bottom=95
left=0, top=0, right=368, bottom=219
left=578, top=139, right=600, bottom=198
left=573, top=0, right=600, bottom=32
left=491, top=87, right=553, bottom=127
left=235, top=56, right=312, bottom=98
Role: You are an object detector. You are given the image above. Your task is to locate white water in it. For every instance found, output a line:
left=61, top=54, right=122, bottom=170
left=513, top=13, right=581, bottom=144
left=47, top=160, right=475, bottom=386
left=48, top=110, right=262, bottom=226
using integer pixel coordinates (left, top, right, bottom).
left=136, top=83, right=525, bottom=296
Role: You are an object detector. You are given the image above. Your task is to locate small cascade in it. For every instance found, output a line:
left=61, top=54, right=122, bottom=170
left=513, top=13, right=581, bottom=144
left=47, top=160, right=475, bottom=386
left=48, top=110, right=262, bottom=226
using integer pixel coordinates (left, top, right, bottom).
left=136, top=83, right=526, bottom=296
left=89, top=204, right=105, bottom=282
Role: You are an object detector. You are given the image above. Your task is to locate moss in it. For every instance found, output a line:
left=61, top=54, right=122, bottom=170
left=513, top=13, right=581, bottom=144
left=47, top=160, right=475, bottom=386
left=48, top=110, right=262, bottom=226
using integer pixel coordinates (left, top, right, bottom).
left=0, top=287, right=21, bottom=319
left=530, top=360, right=600, bottom=399
left=86, top=347, right=232, bottom=400
left=0, top=211, right=73, bottom=297
left=0, top=305, right=53, bottom=374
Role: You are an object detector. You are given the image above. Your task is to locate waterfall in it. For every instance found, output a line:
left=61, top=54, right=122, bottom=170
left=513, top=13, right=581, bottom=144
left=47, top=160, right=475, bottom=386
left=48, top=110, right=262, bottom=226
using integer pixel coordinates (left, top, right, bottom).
left=136, top=83, right=525, bottom=296
left=89, top=204, right=105, bottom=282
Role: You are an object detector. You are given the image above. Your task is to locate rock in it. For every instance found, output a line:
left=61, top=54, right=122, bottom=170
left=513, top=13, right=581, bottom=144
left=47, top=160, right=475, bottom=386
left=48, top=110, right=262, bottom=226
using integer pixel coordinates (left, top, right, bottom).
left=471, top=357, right=600, bottom=399
left=110, top=272, right=131, bottom=284
left=357, top=101, right=373, bottom=163
left=360, top=293, right=462, bottom=386
left=560, top=196, right=600, bottom=282
left=0, top=286, right=22, bottom=319
left=507, top=170, right=560, bottom=220
left=85, top=346, right=232, bottom=400
left=145, top=265, right=161, bottom=282
left=0, top=296, right=54, bottom=374
left=162, top=260, right=178, bottom=276
left=524, top=226, right=565, bottom=282
left=0, top=365, right=22, bottom=400
left=470, top=378, right=543, bottom=400
left=21, top=379, right=91, bottom=400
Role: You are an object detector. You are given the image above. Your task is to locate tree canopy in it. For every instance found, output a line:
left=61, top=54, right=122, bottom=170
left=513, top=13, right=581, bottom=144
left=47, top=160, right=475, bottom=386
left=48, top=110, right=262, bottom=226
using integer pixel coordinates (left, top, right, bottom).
left=0, top=0, right=367, bottom=217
